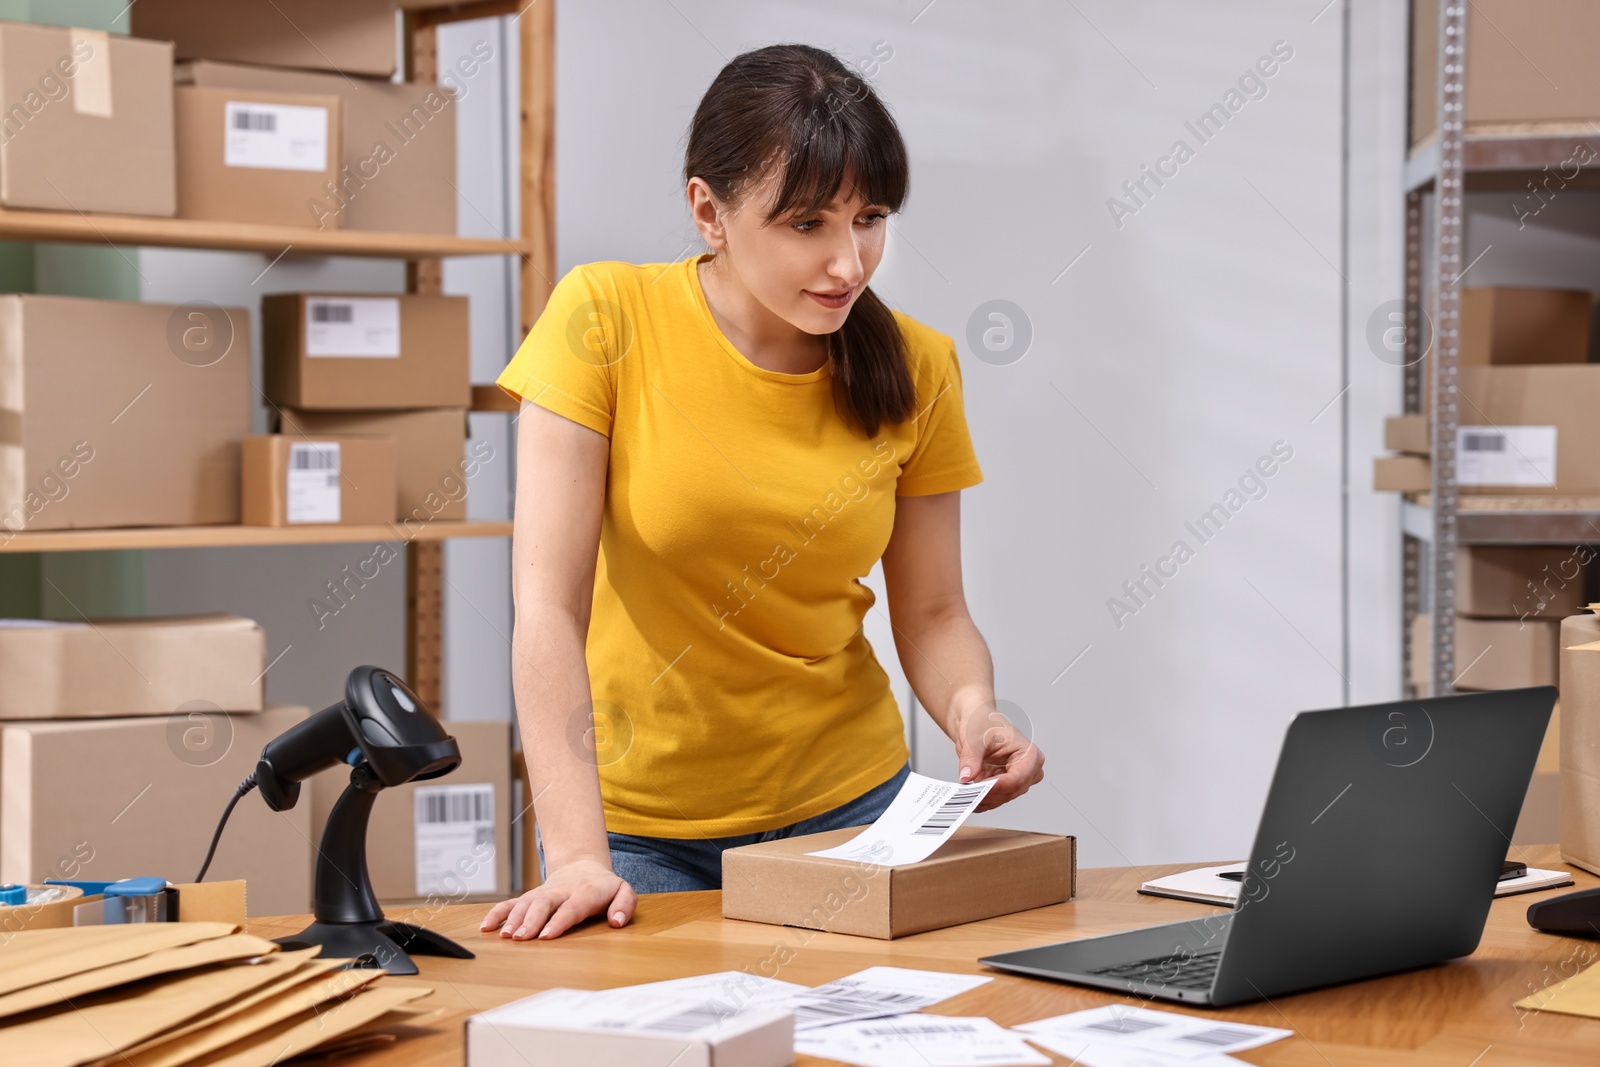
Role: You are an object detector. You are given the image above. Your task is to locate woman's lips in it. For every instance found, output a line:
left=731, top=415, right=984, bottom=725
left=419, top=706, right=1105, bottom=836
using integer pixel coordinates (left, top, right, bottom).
left=806, top=288, right=853, bottom=309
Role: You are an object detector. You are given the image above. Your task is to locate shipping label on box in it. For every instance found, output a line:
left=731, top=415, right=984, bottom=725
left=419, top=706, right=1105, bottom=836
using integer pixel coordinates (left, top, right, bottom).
left=414, top=782, right=497, bottom=898
left=223, top=100, right=329, bottom=171
left=1457, top=426, right=1556, bottom=487
left=286, top=442, right=340, bottom=523
left=306, top=297, right=401, bottom=358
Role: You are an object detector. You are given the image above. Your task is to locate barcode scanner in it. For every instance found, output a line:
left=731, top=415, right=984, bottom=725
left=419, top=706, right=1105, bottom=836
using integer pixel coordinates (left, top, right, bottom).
left=195, top=666, right=474, bottom=975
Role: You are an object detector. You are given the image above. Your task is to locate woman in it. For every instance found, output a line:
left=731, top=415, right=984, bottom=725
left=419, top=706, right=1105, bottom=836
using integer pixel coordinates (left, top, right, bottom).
left=481, top=43, right=1044, bottom=942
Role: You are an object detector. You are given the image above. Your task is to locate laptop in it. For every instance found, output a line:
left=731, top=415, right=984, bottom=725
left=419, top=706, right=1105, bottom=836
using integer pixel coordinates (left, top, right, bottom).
left=979, top=687, right=1555, bottom=1007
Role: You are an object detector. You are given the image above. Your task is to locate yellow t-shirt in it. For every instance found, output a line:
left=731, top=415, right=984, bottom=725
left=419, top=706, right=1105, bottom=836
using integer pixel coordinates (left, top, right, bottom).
left=495, top=253, right=984, bottom=837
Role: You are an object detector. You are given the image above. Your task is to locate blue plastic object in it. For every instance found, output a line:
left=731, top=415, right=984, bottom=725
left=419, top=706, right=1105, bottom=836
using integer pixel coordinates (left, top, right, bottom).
left=0, top=883, right=26, bottom=905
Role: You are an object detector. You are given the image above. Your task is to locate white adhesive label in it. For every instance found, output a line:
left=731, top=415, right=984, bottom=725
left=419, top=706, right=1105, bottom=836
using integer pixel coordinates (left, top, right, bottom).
left=224, top=101, right=329, bottom=171
left=286, top=442, right=339, bottom=523
left=305, top=297, right=401, bottom=358
left=70, top=29, right=112, bottom=118
left=415, top=782, right=496, bottom=897
left=1456, top=425, right=1557, bottom=487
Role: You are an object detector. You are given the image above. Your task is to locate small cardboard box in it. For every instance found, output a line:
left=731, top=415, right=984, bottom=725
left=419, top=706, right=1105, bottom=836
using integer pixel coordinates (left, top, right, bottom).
left=0, top=22, right=175, bottom=215
left=0, top=614, right=264, bottom=720
left=241, top=434, right=397, bottom=526
left=1559, top=614, right=1600, bottom=876
left=175, top=85, right=343, bottom=229
left=132, top=0, right=399, bottom=78
left=0, top=705, right=313, bottom=917
left=722, top=824, right=1075, bottom=939
left=179, top=60, right=456, bottom=234
left=1373, top=454, right=1430, bottom=493
left=0, top=294, right=250, bottom=535
left=1456, top=365, right=1600, bottom=494
left=1461, top=288, right=1592, bottom=368
left=310, top=720, right=511, bottom=906
left=278, top=408, right=469, bottom=522
left=1384, top=414, right=1429, bottom=456
left=1456, top=546, right=1588, bottom=619
left=262, top=293, right=471, bottom=409
left=1410, top=613, right=1562, bottom=692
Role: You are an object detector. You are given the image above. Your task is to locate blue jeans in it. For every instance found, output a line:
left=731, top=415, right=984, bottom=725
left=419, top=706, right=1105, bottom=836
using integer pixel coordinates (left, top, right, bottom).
left=535, top=761, right=911, bottom=893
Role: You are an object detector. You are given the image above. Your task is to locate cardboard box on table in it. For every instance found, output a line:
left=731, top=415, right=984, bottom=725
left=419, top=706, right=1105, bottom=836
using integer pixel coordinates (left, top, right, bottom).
left=175, top=85, right=343, bottom=229
left=262, top=292, right=471, bottom=410
left=179, top=59, right=456, bottom=234
left=241, top=434, right=398, bottom=526
left=131, top=0, right=399, bottom=78
left=277, top=408, right=470, bottom=522
left=722, top=824, right=1076, bottom=939
left=0, top=21, right=175, bottom=216
left=310, top=720, right=512, bottom=906
left=0, top=614, right=264, bottom=720
left=0, top=705, right=312, bottom=917
left=1409, top=613, right=1561, bottom=692
left=1560, top=614, right=1600, bottom=876
left=0, top=294, right=250, bottom=534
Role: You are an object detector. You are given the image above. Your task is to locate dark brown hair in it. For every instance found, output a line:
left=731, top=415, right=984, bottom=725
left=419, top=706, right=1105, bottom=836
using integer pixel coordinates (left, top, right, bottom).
left=684, top=43, right=916, bottom=438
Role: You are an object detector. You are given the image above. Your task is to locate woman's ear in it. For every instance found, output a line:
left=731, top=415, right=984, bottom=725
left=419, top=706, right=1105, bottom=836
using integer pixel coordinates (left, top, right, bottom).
left=686, top=177, right=727, bottom=250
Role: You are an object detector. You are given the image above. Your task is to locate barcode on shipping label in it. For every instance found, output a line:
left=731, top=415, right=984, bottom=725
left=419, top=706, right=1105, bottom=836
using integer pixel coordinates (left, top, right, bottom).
left=305, top=297, right=401, bottom=358
left=1456, top=425, right=1556, bottom=487
left=415, top=782, right=496, bottom=897
left=286, top=442, right=339, bottom=523
left=223, top=101, right=329, bottom=171
left=912, top=784, right=985, bottom=835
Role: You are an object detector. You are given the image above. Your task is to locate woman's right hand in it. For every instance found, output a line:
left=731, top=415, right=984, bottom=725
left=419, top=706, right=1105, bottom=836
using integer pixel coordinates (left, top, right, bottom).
left=479, top=858, right=637, bottom=941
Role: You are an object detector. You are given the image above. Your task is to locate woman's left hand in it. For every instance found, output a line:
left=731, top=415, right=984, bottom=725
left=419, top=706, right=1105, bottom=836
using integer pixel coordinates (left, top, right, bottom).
left=953, top=701, right=1045, bottom=812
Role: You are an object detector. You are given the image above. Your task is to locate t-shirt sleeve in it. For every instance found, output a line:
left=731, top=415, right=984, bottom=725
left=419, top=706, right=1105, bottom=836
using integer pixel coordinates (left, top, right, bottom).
left=896, top=338, right=984, bottom=496
left=495, top=264, right=617, bottom=438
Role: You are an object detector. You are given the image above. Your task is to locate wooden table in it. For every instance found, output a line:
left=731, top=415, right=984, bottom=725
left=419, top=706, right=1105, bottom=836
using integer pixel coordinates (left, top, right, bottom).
left=246, top=845, right=1600, bottom=1066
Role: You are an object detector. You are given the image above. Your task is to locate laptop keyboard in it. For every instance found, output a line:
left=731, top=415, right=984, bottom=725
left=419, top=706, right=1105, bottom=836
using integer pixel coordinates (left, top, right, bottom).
left=1086, top=949, right=1222, bottom=991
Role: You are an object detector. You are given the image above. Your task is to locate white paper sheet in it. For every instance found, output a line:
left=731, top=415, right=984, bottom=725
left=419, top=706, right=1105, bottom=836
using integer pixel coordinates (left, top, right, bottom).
left=790, top=967, right=993, bottom=1030
left=473, top=986, right=780, bottom=1037
left=607, top=970, right=810, bottom=1012
left=804, top=771, right=997, bottom=866
left=798, top=1015, right=1050, bottom=1067
left=1016, top=1034, right=1247, bottom=1067
left=1015, top=1005, right=1290, bottom=1060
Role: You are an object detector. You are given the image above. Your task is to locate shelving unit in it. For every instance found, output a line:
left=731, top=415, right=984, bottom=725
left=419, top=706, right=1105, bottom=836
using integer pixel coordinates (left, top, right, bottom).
left=13, top=1, right=554, bottom=714
left=1400, top=2, right=1600, bottom=694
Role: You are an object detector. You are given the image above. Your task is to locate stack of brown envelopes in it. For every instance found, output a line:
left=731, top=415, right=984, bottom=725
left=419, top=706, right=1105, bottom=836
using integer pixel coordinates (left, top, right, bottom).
left=0, top=921, right=439, bottom=1067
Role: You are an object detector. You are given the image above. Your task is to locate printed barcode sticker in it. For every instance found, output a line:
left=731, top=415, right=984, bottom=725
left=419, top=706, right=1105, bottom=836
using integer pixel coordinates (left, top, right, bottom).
left=223, top=101, right=329, bottom=172
left=286, top=442, right=339, bottom=523
left=803, top=771, right=998, bottom=867
left=1456, top=425, right=1556, bottom=487
left=415, top=782, right=496, bottom=897
left=306, top=297, right=401, bottom=358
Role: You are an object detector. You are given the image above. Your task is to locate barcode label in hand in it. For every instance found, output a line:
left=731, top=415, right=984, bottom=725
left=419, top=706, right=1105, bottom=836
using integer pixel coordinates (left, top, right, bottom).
left=223, top=101, right=329, bottom=171
left=1456, top=425, right=1556, bottom=487
left=415, top=782, right=496, bottom=897
left=912, top=784, right=985, bottom=835
left=286, top=442, right=340, bottom=523
left=305, top=296, right=402, bottom=358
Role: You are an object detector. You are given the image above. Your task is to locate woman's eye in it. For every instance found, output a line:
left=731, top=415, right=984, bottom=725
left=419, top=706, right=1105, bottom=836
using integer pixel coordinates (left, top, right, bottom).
left=860, top=212, right=888, bottom=227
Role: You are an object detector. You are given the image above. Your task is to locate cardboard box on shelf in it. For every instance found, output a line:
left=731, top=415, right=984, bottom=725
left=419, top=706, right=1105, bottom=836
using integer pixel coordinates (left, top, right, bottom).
left=262, top=293, right=471, bottom=409
left=1461, top=288, right=1592, bottom=368
left=1559, top=614, right=1600, bottom=876
left=241, top=435, right=397, bottom=526
left=722, top=824, right=1075, bottom=939
left=0, top=294, right=250, bottom=534
left=0, top=705, right=313, bottom=917
left=0, top=614, right=264, bottom=720
left=1373, top=454, right=1430, bottom=493
left=310, top=720, right=512, bottom=906
left=1456, top=545, right=1589, bottom=619
left=1456, top=365, right=1600, bottom=494
left=178, top=60, right=456, bottom=234
left=1411, top=0, right=1600, bottom=144
left=277, top=409, right=470, bottom=522
left=175, top=86, right=343, bottom=229
left=131, top=0, right=398, bottom=78
left=1384, top=414, right=1429, bottom=456
left=0, top=22, right=175, bottom=216
left=1409, top=613, right=1561, bottom=692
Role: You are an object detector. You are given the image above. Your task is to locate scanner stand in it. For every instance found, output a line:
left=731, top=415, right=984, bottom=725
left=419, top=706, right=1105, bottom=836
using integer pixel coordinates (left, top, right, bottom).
left=271, top=763, right=475, bottom=976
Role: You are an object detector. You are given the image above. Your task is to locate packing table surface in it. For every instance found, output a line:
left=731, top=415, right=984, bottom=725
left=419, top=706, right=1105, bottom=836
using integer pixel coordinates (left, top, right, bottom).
left=242, top=844, right=1600, bottom=1066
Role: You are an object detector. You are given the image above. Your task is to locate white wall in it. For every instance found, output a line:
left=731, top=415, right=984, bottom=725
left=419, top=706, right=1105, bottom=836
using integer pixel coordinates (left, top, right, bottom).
left=550, top=0, right=1408, bottom=866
